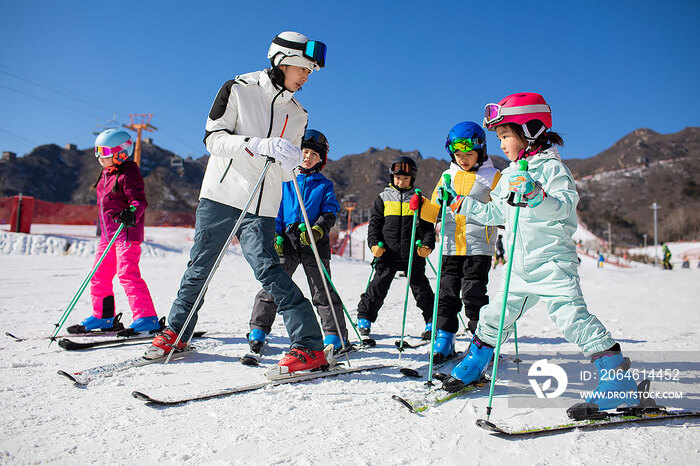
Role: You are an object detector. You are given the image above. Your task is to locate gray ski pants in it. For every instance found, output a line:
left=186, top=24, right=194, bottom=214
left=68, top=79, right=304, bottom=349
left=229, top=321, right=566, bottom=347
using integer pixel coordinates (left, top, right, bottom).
left=250, top=251, right=347, bottom=339
left=167, top=198, right=323, bottom=350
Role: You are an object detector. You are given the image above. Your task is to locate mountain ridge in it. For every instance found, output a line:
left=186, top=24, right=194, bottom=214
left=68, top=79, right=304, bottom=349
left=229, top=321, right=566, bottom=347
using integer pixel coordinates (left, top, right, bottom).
left=1, top=127, right=697, bottom=247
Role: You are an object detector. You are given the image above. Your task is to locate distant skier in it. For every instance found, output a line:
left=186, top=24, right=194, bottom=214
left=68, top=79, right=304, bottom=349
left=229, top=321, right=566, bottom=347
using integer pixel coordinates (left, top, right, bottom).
left=494, top=234, right=506, bottom=268
left=68, top=129, right=160, bottom=334
left=248, top=129, right=349, bottom=354
left=439, top=92, right=638, bottom=415
left=146, top=31, right=331, bottom=374
left=411, top=121, right=501, bottom=363
left=355, top=156, right=436, bottom=340
left=661, top=242, right=673, bottom=269
left=597, top=251, right=605, bottom=268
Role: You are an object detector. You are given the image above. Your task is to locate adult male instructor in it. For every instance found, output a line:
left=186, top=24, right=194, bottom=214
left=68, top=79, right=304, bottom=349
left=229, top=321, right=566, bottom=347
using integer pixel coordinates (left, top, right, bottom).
left=146, top=31, right=329, bottom=374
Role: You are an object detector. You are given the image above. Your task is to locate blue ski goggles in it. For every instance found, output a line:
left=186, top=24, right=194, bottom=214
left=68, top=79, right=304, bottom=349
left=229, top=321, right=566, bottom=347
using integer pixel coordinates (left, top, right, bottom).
left=273, top=36, right=327, bottom=68
left=304, top=41, right=326, bottom=68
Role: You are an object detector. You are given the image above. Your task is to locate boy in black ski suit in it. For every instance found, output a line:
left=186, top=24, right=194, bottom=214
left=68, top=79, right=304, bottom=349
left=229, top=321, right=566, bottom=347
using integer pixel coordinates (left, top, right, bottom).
left=355, top=156, right=436, bottom=339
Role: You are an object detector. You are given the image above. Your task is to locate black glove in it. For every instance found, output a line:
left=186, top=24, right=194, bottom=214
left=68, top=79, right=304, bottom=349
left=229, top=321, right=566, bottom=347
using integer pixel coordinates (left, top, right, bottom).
left=115, top=208, right=137, bottom=228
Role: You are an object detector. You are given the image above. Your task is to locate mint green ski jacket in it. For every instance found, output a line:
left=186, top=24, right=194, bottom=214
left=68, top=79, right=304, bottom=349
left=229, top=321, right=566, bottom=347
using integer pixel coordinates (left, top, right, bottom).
left=457, top=146, right=579, bottom=268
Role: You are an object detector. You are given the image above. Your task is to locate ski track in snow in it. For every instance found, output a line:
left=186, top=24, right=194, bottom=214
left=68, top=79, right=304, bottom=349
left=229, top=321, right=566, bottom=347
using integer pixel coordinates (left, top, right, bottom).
left=0, top=226, right=699, bottom=465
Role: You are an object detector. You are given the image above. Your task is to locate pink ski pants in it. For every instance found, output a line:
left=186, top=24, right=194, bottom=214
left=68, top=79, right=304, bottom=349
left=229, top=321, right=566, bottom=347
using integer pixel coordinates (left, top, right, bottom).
left=90, top=239, right=156, bottom=320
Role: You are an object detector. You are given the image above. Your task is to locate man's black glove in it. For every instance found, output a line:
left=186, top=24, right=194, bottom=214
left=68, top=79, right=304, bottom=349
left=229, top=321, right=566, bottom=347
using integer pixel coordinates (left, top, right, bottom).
left=115, top=208, right=137, bottom=228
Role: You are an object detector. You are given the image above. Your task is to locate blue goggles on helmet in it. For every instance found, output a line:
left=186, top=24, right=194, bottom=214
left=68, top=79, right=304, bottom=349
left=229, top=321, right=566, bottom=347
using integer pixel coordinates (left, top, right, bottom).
left=304, top=41, right=326, bottom=68
left=272, top=37, right=327, bottom=68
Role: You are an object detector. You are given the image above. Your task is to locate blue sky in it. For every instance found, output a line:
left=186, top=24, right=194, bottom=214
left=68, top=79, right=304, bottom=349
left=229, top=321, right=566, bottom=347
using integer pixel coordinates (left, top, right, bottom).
left=0, top=0, right=698, bottom=162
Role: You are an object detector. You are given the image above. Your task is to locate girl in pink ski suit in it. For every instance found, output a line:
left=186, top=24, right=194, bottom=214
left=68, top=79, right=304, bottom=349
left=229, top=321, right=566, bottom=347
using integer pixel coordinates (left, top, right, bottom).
left=72, top=129, right=159, bottom=334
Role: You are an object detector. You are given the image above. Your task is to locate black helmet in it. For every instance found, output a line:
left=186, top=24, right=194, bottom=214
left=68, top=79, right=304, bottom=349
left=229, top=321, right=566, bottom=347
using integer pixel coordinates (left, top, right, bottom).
left=300, top=129, right=329, bottom=174
left=389, top=156, right=418, bottom=187
left=389, top=156, right=417, bottom=177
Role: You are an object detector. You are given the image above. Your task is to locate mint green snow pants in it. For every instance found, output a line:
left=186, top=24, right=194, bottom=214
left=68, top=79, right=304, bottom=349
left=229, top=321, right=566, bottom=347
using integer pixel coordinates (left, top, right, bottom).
left=476, top=260, right=616, bottom=356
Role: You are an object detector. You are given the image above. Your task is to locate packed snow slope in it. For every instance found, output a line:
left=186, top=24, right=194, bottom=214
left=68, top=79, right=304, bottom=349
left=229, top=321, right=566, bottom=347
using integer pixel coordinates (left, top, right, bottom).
left=0, top=226, right=698, bottom=465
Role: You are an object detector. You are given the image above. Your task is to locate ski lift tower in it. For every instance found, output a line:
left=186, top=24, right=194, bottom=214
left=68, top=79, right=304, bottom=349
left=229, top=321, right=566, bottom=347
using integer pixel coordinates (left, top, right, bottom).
left=123, top=114, right=157, bottom=166
left=344, top=201, right=357, bottom=258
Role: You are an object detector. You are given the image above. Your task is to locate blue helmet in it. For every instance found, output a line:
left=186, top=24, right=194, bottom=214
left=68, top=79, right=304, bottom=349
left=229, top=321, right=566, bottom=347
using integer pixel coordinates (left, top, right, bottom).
left=445, top=121, right=487, bottom=168
left=94, top=129, right=134, bottom=165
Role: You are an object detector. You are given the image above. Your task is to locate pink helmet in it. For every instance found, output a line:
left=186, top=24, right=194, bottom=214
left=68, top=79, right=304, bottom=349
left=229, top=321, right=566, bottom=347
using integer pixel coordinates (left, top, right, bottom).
left=483, top=92, right=552, bottom=137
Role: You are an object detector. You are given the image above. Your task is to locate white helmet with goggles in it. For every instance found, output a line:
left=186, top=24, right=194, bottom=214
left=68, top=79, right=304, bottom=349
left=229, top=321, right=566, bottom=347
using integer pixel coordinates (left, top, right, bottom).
left=268, top=31, right=326, bottom=71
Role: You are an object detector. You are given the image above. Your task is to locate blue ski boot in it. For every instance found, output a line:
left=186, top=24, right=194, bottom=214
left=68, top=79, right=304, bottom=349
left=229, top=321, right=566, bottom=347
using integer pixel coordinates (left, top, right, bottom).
left=432, top=329, right=456, bottom=365
left=421, top=322, right=433, bottom=340
left=442, top=335, right=494, bottom=392
left=248, top=328, right=267, bottom=354
left=357, top=319, right=371, bottom=337
left=324, top=334, right=354, bottom=355
left=128, top=316, right=161, bottom=333
left=68, top=315, right=115, bottom=333
left=570, top=346, right=639, bottom=415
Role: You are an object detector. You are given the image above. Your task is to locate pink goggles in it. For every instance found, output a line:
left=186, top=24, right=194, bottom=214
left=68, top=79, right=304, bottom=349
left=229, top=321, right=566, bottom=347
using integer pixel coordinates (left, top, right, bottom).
left=95, top=140, right=133, bottom=158
left=483, top=103, right=551, bottom=127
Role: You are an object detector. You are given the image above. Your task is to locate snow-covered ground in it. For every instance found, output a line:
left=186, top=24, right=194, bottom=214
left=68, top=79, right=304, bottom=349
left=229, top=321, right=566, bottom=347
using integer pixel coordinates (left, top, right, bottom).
left=1, top=225, right=699, bottom=465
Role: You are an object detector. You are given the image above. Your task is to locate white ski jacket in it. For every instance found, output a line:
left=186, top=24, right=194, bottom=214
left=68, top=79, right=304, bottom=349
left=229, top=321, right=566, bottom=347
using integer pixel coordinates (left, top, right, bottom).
left=200, top=69, right=308, bottom=217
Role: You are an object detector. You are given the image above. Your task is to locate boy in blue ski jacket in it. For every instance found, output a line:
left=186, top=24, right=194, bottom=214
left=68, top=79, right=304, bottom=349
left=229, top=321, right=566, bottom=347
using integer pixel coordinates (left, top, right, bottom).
left=249, top=130, right=347, bottom=352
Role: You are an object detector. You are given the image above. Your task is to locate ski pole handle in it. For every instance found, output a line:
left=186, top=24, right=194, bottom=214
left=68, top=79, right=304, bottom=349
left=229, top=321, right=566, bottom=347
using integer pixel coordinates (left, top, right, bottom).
left=515, top=159, right=529, bottom=205
left=441, top=174, right=451, bottom=201
left=378, top=241, right=384, bottom=248
left=299, top=222, right=307, bottom=233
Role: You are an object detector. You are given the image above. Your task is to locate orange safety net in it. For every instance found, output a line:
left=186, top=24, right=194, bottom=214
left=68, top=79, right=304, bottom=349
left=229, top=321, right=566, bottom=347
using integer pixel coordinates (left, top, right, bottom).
left=0, top=197, right=195, bottom=227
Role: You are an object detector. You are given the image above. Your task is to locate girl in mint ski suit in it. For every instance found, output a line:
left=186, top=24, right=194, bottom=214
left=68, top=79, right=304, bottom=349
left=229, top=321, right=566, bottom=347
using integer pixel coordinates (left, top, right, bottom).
left=440, top=92, right=637, bottom=414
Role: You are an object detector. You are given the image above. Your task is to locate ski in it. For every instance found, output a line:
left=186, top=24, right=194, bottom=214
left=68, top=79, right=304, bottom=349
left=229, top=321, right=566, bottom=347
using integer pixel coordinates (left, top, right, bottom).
left=132, top=363, right=393, bottom=406
left=240, top=339, right=268, bottom=366
left=57, top=340, right=220, bottom=385
left=395, top=330, right=468, bottom=352
left=240, top=353, right=261, bottom=366
left=392, top=376, right=490, bottom=413
left=398, top=349, right=469, bottom=379
left=394, top=338, right=430, bottom=350
left=57, top=331, right=207, bottom=351
left=476, top=409, right=700, bottom=437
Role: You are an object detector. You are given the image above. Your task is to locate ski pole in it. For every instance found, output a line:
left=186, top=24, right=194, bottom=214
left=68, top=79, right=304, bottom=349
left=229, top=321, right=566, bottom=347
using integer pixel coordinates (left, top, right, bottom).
left=398, top=189, right=421, bottom=356
left=364, top=242, right=383, bottom=292
left=416, top=240, right=437, bottom=276
left=49, top=206, right=135, bottom=345
left=427, top=174, right=452, bottom=385
left=291, top=172, right=351, bottom=365
left=416, top=238, right=468, bottom=332
left=513, top=322, right=521, bottom=364
left=485, top=159, right=528, bottom=419
left=302, top=239, right=365, bottom=345
left=166, top=158, right=274, bottom=363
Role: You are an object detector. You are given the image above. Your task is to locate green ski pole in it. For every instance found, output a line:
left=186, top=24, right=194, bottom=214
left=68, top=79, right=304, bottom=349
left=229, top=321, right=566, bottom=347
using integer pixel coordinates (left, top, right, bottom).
left=424, top=251, right=438, bottom=276
left=398, top=189, right=421, bottom=355
left=364, top=242, right=383, bottom=292
left=417, top=239, right=467, bottom=331
left=415, top=239, right=437, bottom=276
left=299, top=225, right=366, bottom=345
left=485, top=159, right=528, bottom=419
left=427, top=174, right=452, bottom=385
left=50, top=206, right=135, bottom=345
